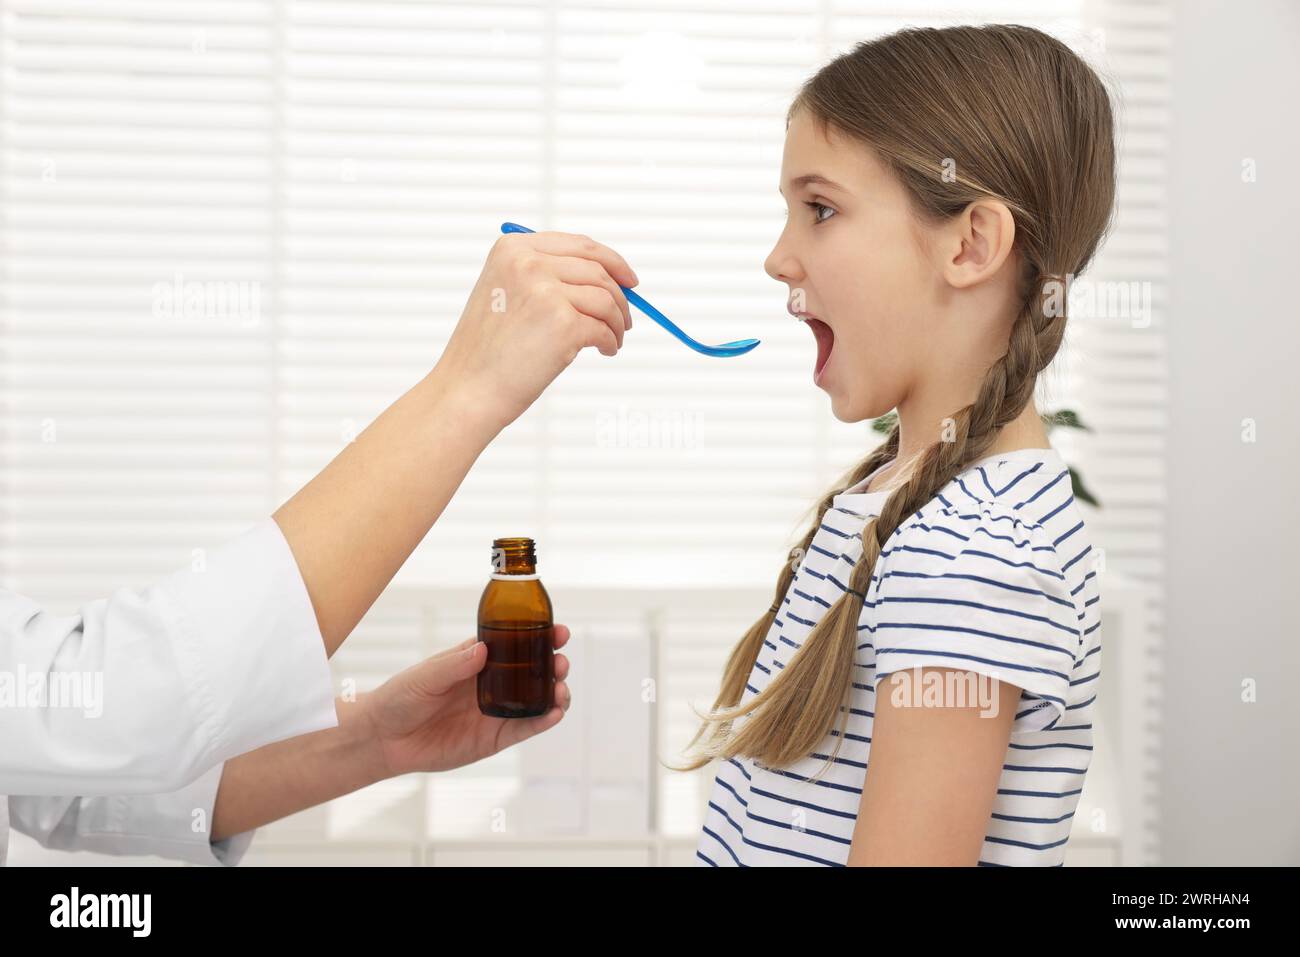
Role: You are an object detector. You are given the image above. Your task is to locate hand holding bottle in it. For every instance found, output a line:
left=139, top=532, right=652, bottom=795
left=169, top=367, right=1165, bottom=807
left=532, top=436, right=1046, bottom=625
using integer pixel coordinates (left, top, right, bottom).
left=359, top=625, right=573, bottom=778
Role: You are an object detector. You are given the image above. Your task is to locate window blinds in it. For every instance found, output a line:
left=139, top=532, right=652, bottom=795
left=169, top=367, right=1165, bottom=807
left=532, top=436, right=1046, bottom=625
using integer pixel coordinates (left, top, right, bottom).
left=0, top=0, right=1164, bottom=624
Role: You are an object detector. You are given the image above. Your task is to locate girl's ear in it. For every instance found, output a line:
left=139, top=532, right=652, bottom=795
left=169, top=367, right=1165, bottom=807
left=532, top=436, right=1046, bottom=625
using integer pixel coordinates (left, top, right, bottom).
left=941, top=198, right=1017, bottom=290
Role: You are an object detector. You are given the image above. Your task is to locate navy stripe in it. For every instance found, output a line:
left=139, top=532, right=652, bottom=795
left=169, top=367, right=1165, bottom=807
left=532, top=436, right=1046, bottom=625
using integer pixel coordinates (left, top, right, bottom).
left=744, top=809, right=852, bottom=847
left=700, top=824, right=745, bottom=867
left=878, top=593, right=1079, bottom=639
left=885, top=542, right=1062, bottom=579
left=992, top=809, right=1076, bottom=825
left=760, top=764, right=863, bottom=795
left=875, top=620, right=1076, bottom=661
left=883, top=568, right=1075, bottom=610
left=714, top=773, right=749, bottom=808
left=1003, top=763, right=1088, bottom=775
left=984, top=833, right=1070, bottom=851
left=749, top=785, right=857, bottom=821
left=996, top=461, right=1048, bottom=497
left=709, top=800, right=745, bottom=837
left=1016, top=468, right=1067, bottom=509
left=998, top=787, right=1084, bottom=799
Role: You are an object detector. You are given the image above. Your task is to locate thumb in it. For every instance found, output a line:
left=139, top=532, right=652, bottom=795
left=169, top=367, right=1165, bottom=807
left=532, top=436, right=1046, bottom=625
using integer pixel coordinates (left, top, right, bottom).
left=405, top=639, right=486, bottom=697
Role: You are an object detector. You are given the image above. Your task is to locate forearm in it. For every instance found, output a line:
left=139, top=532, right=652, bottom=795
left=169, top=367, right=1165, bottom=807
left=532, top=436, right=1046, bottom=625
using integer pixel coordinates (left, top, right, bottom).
left=273, top=365, right=501, bottom=656
left=210, top=694, right=387, bottom=843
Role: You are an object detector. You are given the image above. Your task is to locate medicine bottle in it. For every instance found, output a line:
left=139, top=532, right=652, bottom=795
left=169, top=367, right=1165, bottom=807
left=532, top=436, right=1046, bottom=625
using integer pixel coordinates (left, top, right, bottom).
left=477, top=537, right=554, bottom=718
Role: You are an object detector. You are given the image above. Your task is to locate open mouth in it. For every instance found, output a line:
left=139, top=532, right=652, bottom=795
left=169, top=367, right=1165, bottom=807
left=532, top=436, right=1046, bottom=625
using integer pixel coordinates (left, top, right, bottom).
left=803, top=317, right=834, bottom=381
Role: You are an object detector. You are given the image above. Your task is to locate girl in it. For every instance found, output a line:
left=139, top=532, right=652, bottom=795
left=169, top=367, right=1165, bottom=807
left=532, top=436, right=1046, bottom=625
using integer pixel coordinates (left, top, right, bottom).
left=680, top=24, right=1113, bottom=866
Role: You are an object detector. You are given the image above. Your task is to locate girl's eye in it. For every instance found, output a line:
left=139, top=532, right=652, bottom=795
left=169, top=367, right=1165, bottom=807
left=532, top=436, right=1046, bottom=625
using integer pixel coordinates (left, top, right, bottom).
left=804, top=200, right=835, bottom=224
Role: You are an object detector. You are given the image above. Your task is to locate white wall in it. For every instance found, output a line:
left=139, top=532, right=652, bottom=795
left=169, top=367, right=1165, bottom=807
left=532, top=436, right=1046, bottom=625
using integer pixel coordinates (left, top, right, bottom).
left=1166, top=0, right=1300, bottom=865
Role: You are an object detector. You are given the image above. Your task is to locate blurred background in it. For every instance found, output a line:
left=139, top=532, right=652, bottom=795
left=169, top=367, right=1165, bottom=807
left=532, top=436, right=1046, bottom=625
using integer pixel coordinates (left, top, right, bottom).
left=3, top=0, right=1296, bottom=865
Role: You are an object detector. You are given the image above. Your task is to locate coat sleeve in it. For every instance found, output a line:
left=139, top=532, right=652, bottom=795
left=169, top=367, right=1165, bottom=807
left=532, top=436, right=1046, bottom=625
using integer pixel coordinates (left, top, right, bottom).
left=0, top=517, right=339, bottom=796
left=6, top=761, right=256, bottom=866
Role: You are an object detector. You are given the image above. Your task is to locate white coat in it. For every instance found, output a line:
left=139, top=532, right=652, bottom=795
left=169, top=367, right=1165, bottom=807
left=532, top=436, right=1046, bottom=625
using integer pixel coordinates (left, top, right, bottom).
left=0, top=519, right=338, bottom=865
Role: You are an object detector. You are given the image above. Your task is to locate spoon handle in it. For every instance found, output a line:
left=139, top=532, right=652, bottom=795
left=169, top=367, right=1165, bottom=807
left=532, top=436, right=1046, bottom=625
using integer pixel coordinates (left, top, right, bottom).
left=498, top=222, right=758, bottom=357
left=500, top=221, right=688, bottom=346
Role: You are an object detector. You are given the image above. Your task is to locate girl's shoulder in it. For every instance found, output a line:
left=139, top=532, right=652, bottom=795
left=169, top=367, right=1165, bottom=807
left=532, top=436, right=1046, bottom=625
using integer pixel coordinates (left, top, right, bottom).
left=854, top=447, right=1073, bottom=525
left=865, top=447, right=1092, bottom=734
left=933, top=446, right=1073, bottom=518
left=883, top=446, right=1086, bottom=578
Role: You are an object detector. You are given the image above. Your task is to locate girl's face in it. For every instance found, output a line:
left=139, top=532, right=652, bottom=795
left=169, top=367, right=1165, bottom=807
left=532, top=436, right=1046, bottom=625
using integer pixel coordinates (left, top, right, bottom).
left=766, top=110, right=942, bottom=423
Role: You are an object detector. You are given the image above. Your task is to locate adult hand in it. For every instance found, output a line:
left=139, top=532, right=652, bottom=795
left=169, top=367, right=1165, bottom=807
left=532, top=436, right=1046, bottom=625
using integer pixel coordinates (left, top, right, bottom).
left=434, top=230, right=639, bottom=433
left=360, top=625, right=573, bottom=777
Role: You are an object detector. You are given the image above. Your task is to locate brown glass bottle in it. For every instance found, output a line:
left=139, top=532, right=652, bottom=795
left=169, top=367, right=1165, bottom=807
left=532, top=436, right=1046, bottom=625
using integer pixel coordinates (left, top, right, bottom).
left=477, top=537, right=554, bottom=718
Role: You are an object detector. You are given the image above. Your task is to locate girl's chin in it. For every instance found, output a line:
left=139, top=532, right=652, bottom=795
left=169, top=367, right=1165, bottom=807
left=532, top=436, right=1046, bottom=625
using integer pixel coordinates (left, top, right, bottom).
left=824, top=386, right=857, bottom=422
left=823, top=384, right=876, bottom=425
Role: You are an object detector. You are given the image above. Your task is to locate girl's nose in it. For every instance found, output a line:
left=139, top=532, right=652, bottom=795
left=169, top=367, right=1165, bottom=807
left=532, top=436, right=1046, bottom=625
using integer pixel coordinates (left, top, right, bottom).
left=764, top=242, right=803, bottom=284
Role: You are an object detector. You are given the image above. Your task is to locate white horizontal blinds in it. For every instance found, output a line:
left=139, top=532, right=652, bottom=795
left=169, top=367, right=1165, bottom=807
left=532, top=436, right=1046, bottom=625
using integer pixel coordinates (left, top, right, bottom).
left=1072, top=0, right=1169, bottom=582
left=0, top=2, right=1155, bottom=601
left=279, top=1, right=550, bottom=588
left=1076, top=0, right=1171, bottom=865
left=0, top=0, right=277, bottom=605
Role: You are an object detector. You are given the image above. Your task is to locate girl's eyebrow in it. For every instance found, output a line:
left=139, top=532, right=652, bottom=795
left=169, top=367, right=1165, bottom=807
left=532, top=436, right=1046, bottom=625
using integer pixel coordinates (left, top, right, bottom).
left=779, top=173, right=849, bottom=196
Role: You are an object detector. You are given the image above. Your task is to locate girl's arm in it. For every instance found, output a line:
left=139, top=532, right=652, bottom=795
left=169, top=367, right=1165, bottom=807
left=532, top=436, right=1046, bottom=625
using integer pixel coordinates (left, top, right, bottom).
left=847, top=668, right=1021, bottom=865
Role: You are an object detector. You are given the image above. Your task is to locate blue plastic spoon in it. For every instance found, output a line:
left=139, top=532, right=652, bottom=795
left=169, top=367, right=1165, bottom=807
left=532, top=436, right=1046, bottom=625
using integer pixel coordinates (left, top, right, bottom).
left=500, top=222, right=760, bottom=357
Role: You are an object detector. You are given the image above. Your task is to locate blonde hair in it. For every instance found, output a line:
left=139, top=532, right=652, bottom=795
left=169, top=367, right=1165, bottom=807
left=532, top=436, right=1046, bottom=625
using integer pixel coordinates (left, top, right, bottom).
left=674, top=24, right=1116, bottom=774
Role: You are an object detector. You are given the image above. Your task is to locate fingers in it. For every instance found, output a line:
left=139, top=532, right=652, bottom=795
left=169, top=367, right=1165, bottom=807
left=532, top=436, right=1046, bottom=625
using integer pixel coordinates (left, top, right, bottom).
left=494, top=678, right=571, bottom=751
left=495, top=231, right=634, bottom=359
left=507, top=230, right=639, bottom=289
left=549, top=255, right=632, bottom=330
left=432, top=627, right=566, bottom=714
left=447, top=625, right=566, bottom=662
left=567, top=285, right=625, bottom=353
left=456, top=626, right=566, bottom=650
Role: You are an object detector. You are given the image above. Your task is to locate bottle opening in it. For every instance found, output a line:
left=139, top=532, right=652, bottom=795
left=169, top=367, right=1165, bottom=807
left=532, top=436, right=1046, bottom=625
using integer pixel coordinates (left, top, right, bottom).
left=492, top=536, right=536, bottom=574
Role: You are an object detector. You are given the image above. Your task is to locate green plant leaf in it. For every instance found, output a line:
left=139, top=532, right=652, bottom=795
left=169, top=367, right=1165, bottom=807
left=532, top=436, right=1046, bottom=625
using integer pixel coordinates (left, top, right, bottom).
left=1069, top=465, right=1100, bottom=507
left=1042, top=408, right=1090, bottom=432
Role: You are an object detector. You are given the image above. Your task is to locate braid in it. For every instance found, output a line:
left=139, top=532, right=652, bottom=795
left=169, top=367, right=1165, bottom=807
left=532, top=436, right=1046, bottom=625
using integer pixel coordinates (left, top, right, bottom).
left=866, top=265, right=1069, bottom=579
left=674, top=269, right=1071, bottom=776
left=673, top=428, right=899, bottom=769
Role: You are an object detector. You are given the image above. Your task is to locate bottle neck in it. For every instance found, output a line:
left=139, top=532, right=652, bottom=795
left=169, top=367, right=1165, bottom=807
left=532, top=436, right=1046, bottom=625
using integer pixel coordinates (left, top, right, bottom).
left=492, top=538, right=536, bottom=575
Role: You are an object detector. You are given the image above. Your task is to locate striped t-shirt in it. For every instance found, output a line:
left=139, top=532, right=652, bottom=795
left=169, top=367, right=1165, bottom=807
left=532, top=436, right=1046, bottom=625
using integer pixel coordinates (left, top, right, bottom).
left=696, top=446, right=1101, bottom=867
